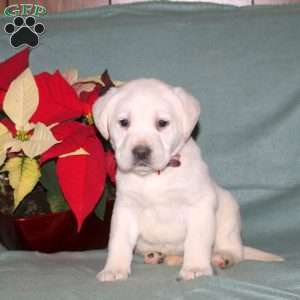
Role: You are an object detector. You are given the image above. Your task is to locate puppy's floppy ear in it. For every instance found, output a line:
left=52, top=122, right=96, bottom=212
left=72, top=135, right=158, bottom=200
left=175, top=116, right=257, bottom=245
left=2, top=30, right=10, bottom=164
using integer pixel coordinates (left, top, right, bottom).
left=173, top=86, right=201, bottom=140
left=92, top=87, right=118, bottom=140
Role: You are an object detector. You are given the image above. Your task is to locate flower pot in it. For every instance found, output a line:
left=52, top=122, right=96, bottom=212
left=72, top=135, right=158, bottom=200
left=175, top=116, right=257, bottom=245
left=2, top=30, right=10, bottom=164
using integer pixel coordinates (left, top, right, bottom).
left=0, top=200, right=114, bottom=253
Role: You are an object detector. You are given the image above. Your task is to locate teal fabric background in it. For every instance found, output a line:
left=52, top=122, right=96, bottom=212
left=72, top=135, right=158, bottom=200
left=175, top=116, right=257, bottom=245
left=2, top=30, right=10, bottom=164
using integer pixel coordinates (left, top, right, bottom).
left=0, top=3, right=299, bottom=299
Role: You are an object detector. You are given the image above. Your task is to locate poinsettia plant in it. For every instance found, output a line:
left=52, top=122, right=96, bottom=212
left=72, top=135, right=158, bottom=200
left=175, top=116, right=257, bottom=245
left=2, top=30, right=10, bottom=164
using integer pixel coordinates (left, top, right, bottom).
left=0, top=49, right=117, bottom=231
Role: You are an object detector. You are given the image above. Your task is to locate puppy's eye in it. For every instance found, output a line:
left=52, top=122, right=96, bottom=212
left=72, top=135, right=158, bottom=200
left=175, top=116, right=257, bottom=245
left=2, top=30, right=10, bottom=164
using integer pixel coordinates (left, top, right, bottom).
left=157, top=119, right=169, bottom=130
left=119, top=119, right=130, bottom=128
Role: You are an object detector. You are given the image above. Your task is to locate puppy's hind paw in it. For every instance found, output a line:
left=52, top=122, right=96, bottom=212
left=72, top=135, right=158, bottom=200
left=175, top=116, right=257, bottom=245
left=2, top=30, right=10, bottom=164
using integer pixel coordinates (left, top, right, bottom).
left=164, top=255, right=183, bottom=266
left=212, top=251, right=235, bottom=269
left=177, top=267, right=213, bottom=281
left=144, top=251, right=165, bottom=264
left=96, top=269, right=129, bottom=282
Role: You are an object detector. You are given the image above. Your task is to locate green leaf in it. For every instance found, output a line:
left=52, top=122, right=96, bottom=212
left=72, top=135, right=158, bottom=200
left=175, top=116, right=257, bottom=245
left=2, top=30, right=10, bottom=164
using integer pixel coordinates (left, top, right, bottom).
left=94, top=195, right=107, bottom=221
left=40, top=161, right=68, bottom=212
left=47, top=192, right=69, bottom=213
left=40, top=160, right=61, bottom=194
left=94, top=181, right=115, bottom=220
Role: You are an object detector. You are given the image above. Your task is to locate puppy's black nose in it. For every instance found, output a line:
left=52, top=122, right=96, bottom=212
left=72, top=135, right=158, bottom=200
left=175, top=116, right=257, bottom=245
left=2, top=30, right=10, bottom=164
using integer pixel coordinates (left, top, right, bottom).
left=132, top=145, right=151, bottom=161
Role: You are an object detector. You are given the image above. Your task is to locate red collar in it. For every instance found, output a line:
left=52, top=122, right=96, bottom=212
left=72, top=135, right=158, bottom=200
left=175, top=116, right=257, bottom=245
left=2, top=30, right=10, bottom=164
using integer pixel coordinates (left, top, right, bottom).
left=157, top=154, right=181, bottom=175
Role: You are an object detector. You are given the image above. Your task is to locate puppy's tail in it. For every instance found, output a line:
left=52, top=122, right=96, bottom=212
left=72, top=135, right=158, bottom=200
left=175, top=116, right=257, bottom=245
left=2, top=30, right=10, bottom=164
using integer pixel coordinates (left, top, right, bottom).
left=243, top=246, right=284, bottom=262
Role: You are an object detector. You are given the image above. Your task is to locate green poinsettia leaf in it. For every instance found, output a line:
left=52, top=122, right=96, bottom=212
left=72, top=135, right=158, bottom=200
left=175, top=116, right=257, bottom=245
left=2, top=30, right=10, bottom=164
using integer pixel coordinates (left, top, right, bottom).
left=94, top=195, right=107, bottom=221
left=94, top=181, right=115, bottom=220
left=40, top=161, right=68, bottom=213
left=40, top=161, right=61, bottom=194
left=47, top=192, right=69, bottom=213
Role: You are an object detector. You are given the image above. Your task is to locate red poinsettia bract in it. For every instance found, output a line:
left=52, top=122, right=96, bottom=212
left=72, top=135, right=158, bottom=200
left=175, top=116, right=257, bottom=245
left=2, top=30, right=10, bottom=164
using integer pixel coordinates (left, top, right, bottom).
left=56, top=136, right=106, bottom=230
left=31, top=71, right=84, bottom=125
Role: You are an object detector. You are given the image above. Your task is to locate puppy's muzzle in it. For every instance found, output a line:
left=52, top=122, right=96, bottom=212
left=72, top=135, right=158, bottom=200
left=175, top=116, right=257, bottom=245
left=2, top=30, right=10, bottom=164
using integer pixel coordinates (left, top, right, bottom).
left=132, top=145, right=152, bottom=164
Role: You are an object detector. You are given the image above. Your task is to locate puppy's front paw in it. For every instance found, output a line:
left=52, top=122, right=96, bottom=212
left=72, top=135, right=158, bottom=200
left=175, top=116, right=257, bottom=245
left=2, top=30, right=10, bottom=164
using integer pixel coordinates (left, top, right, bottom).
left=96, top=269, right=129, bottom=282
left=177, top=267, right=213, bottom=281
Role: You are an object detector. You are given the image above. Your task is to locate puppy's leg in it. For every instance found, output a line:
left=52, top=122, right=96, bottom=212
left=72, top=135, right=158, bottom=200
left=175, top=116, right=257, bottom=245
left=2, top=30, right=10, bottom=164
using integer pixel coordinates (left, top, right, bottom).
left=213, top=187, right=243, bottom=269
left=178, top=198, right=216, bottom=281
left=97, top=203, right=139, bottom=282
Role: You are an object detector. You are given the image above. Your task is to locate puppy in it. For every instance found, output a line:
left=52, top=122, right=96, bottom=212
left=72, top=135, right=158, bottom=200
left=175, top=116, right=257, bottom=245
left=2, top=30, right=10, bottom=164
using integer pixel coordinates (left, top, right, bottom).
left=92, top=79, right=283, bottom=282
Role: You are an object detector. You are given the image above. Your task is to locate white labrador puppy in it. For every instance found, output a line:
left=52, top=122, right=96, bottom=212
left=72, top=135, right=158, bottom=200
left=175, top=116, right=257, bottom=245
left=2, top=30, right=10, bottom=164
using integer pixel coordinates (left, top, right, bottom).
left=92, top=79, right=283, bottom=282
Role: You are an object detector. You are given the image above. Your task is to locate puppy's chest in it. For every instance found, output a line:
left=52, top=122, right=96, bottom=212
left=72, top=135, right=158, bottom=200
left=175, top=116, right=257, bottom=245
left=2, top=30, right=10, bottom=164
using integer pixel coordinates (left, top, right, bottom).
left=138, top=204, right=186, bottom=244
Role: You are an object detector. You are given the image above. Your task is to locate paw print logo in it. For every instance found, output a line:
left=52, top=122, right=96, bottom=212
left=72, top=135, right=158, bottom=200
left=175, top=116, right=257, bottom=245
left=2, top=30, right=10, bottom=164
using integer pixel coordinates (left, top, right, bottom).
left=4, top=16, right=45, bottom=48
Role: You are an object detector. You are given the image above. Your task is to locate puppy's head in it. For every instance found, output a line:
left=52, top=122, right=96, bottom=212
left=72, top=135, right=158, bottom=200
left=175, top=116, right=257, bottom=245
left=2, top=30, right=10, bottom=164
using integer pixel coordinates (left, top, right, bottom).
left=93, top=79, right=200, bottom=175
